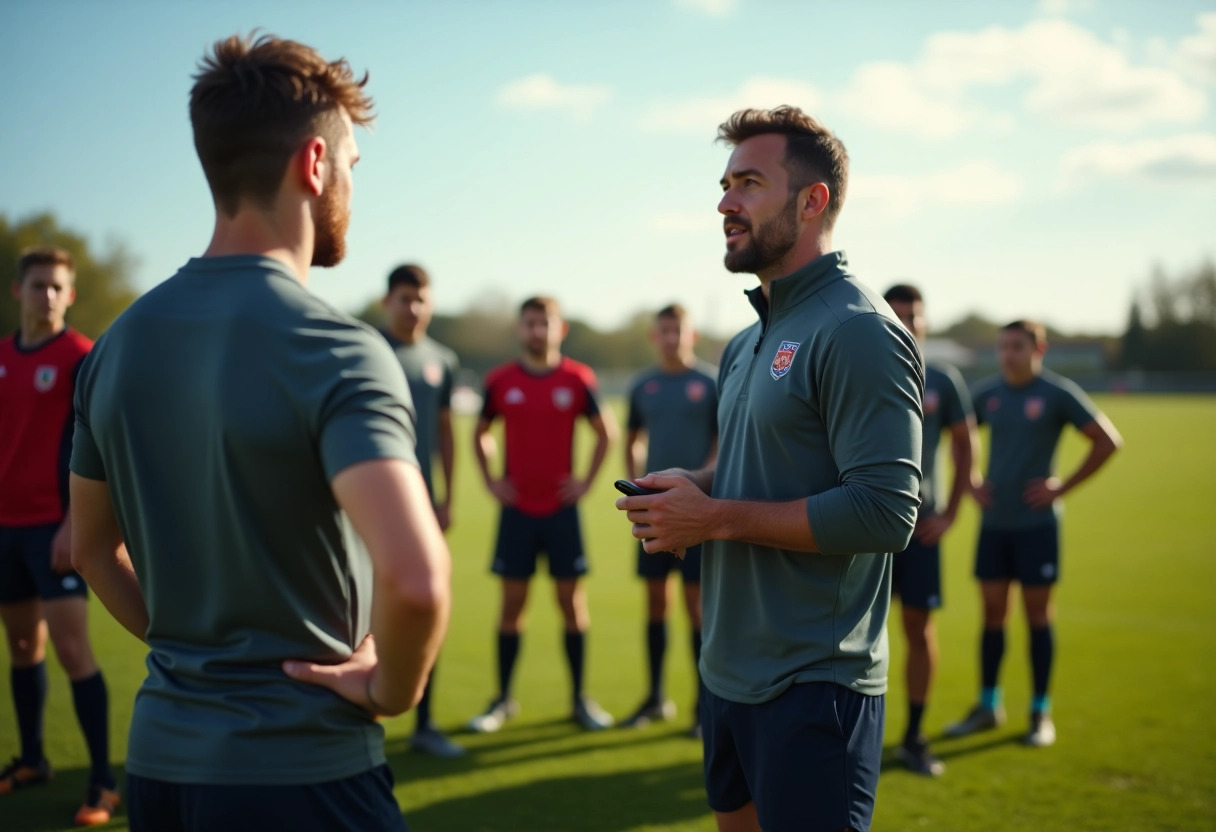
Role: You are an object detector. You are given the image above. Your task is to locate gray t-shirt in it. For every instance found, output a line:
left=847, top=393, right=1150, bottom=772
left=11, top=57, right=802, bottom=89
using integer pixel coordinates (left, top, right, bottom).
left=383, top=333, right=458, bottom=496
left=626, top=362, right=718, bottom=473
left=703, top=252, right=923, bottom=705
left=920, top=362, right=972, bottom=514
left=71, top=255, right=419, bottom=785
left=972, top=369, right=1099, bottom=530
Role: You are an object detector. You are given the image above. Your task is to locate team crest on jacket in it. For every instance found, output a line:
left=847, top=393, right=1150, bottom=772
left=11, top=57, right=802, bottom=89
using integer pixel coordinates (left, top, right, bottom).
left=552, top=387, right=574, bottom=410
left=770, top=341, right=800, bottom=380
left=924, top=389, right=940, bottom=414
left=1024, top=396, right=1045, bottom=421
left=34, top=365, right=57, bottom=392
left=686, top=380, right=707, bottom=402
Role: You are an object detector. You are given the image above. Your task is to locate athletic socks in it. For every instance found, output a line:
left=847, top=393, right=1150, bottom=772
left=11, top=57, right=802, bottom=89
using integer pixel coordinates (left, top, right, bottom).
left=1030, top=625, right=1054, bottom=710
left=70, top=672, right=114, bottom=789
left=497, top=631, right=521, bottom=701
left=415, top=662, right=436, bottom=731
left=564, top=630, right=586, bottom=701
left=11, top=663, right=48, bottom=765
left=905, top=702, right=926, bottom=746
left=646, top=621, right=667, bottom=702
left=981, top=627, right=1006, bottom=692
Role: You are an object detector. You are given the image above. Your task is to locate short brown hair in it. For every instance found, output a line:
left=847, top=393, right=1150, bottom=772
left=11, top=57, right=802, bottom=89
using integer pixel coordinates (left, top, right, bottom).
left=17, top=246, right=75, bottom=283
left=657, top=303, right=688, bottom=323
left=883, top=284, right=923, bottom=305
left=520, top=296, right=561, bottom=318
left=717, top=106, right=849, bottom=229
left=190, top=33, right=374, bottom=216
left=386, top=264, right=430, bottom=294
left=1002, top=319, right=1047, bottom=348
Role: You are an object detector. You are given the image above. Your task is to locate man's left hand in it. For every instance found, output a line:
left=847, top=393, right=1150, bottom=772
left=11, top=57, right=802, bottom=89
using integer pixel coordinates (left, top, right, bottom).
left=51, top=520, right=73, bottom=574
left=616, top=473, right=711, bottom=557
left=559, top=476, right=590, bottom=505
left=914, top=511, right=954, bottom=546
left=1023, top=476, right=1064, bottom=509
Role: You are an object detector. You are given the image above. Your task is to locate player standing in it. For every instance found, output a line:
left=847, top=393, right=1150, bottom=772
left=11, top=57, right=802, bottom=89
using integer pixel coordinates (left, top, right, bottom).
left=620, top=304, right=717, bottom=737
left=946, top=320, right=1121, bottom=747
left=468, top=296, right=616, bottom=733
left=883, top=284, right=979, bottom=777
left=0, top=247, right=118, bottom=826
left=381, top=263, right=463, bottom=758
left=68, top=34, right=450, bottom=831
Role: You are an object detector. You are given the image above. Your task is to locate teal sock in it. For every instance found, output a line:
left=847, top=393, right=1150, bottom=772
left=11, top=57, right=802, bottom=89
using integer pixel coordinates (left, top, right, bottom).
left=980, top=686, right=1002, bottom=710
left=1032, top=694, right=1051, bottom=715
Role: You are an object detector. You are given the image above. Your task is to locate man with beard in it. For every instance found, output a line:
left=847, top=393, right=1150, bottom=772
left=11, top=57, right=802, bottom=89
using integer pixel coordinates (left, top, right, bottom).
left=468, top=296, right=616, bottom=733
left=68, top=34, right=450, bottom=831
left=616, top=107, right=922, bottom=832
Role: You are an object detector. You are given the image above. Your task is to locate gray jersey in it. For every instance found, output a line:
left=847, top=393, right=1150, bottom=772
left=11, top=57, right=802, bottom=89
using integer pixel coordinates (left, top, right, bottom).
left=972, top=369, right=1098, bottom=530
left=921, top=362, right=971, bottom=514
left=703, top=252, right=923, bottom=705
left=71, top=255, right=418, bottom=785
left=626, top=362, right=718, bottom=473
left=383, top=333, right=458, bottom=496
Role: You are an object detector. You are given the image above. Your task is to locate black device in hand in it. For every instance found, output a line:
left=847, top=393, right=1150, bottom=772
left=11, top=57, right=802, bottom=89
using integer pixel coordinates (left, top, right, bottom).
left=614, top=479, right=659, bottom=497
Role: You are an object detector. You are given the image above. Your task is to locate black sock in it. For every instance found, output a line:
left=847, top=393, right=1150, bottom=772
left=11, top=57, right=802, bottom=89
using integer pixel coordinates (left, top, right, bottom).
left=497, top=631, right=520, bottom=701
left=981, top=628, right=1006, bottom=691
left=646, top=621, right=667, bottom=702
left=415, top=662, right=435, bottom=732
left=70, top=672, right=114, bottom=789
left=1029, top=625, right=1054, bottom=704
left=11, top=663, right=47, bottom=765
left=564, top=630, right=585, bottom=702
left=905, top=703, right=926, bottom=746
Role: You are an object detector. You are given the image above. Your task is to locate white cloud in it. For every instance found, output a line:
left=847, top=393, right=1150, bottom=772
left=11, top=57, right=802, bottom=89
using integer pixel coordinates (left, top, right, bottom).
left=496, top=74, right=613, bottom=121
left=1177, top=12, right=1216, bottom=85
left=838, top=19, right=1206, bottom=139
left=1035, top=0, right=1095, bottom=17
left=674, top=0, right=736, bottom=15
left=639, top=77, right=820, bottom=134
left=850, top=161, right=1024, bottom=219
left=1060, top=134, right=1216, bottom=184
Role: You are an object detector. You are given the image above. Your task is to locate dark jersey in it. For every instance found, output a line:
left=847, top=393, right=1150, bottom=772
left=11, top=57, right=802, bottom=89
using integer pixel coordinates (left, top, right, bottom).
left=0, top=328, right=92, bottom=526
left=920, top=362, right=971, bottom=514
left=626, top=362, right=718, bottom=473
left=481, top=357, right=600, bottom=517
left=383, top=333, right=458, bottom=496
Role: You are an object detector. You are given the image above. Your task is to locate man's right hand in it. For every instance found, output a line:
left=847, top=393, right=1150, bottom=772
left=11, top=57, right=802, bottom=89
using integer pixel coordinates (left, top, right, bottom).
left=971, top=479, right=994, bottom=509
left=283, top=634, right=383, bottom=715
left=487, top=478, right=516, bottom=506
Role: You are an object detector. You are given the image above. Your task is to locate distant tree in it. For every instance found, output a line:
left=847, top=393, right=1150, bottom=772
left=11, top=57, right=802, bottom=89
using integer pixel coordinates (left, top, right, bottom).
left=1119, top=299, right=1148, bottom=369
left=1119, top=260, right=1216, bottom=371
left=1, top=212, right=139, bottom=339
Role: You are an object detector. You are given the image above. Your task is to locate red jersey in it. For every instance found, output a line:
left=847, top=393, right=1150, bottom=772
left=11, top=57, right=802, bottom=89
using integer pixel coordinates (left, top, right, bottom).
left=481, top=357, right=601, bottom=517
left=0, top=328, right=93, bottom=526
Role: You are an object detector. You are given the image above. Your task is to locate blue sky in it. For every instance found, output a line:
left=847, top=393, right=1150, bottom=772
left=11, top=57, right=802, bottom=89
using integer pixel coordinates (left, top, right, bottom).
left=3, top=0, right=1214, bottom=337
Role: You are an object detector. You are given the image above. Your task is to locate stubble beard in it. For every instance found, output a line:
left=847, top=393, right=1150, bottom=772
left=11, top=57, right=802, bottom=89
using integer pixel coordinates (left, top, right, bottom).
left=311, top=178, right=349, bottom=268
left=723, top=192, right=799, bottom=275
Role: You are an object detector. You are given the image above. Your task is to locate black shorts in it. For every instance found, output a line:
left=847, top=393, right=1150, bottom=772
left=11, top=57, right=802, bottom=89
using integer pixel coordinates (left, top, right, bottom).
left=893, top=536, right=941, bottom=610
left=636, top=542, right=702, bottom=583
left=975, top=521, right=1060, bottom=586
left=0, top=523, right=88, bottom=604
left=702, top=681, right=884, bottom=832
left=126, top=765, right=408, bottom=832
left=491, top=505, right=587, bottom=579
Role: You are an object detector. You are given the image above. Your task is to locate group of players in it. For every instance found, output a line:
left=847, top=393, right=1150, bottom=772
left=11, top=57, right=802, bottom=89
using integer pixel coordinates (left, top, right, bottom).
left=0, top=32, right=1123, bottom=832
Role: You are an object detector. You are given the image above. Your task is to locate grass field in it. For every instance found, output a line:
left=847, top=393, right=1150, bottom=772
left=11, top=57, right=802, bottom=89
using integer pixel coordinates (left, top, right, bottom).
left=4, top=395, right=1215, bottom=831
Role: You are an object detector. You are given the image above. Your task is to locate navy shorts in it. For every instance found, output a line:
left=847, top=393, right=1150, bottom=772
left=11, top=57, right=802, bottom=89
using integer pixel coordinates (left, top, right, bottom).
left=702, top=681, right=884, bottom=832
left=126, top=765, right=408, bottom=832
left=893, top=536, right=941, bottom=609
left=975, top=521, right=1060, bottom=586
left=636, top=542, right=702, bottom=583
left=0, top=523, right=88, bottom=604
left=492, top=505, right=587, bottom=579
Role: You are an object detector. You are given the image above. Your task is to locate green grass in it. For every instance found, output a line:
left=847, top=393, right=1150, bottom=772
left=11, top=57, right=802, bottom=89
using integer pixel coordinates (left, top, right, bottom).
left=4, top=395, right=1215, bottom=831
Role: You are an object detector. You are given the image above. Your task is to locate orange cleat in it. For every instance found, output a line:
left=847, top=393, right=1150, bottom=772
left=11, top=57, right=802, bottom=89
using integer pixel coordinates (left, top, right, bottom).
left=74, top=785, right=120, bottom=826
left=0, top=756, right=53, bottom=794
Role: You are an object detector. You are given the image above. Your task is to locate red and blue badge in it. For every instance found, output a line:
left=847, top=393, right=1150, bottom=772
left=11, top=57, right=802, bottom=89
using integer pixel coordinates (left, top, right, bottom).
left=686, top=380, right=707, bottom=402
left=924, top=389, right=940, bottom=414
left=770, top=341, right=800, bottom=380
left=1024, top=396, right=1045, bottom=421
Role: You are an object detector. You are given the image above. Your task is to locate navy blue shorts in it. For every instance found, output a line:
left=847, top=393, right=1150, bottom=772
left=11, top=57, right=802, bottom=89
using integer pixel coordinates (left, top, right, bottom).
left=893, top=536, right=941, bottom=609
left=492, top=505, right=587, bottom=579
left=0, top=523, right=88, bottom=604
left=976, top=521, right=1060, bottom=586
left=126, top=765, right=408, bottom=832
left=702, top=682, right=884, bottom=832
left=636, top=542, right=702, bottom=583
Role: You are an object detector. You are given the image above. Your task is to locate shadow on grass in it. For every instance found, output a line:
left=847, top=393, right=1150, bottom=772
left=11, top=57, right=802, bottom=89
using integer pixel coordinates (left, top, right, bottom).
left=3, top=763, right=127, bottom=832
left=880, top=731, right=1029, bottom=773
left=399, top=759, right=708, bottom=832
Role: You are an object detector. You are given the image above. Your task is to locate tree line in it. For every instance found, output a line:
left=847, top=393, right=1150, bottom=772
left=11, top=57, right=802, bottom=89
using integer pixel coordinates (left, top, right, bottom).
left=4, top=212, right=1214, bottom=374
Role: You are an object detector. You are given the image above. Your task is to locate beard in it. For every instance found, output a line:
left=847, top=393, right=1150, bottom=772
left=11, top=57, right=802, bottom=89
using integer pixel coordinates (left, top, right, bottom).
left=311, top=176, right=350, bottom=268
left=724, top=192, right=799, bottom=275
